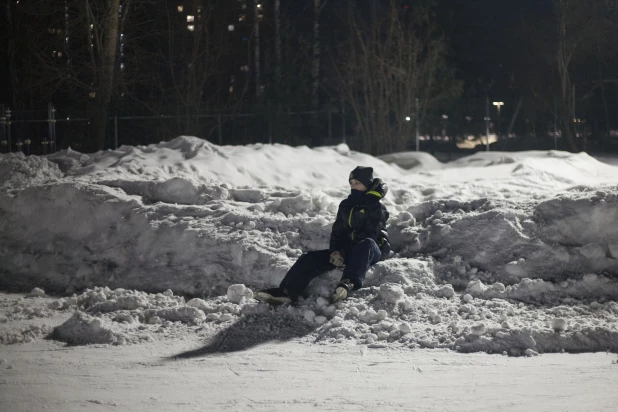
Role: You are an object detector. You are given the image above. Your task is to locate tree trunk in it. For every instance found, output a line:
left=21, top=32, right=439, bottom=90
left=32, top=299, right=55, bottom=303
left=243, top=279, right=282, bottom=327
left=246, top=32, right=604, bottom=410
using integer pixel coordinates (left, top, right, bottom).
left=91, top=0, right=121, bottom=152
left=311, top=0, right=321, bottom=111
left=6, top=0, right=19, bottom=109
left=275, top=0, right=281, bottom=86
left=254, top=1, right=261, bottom=99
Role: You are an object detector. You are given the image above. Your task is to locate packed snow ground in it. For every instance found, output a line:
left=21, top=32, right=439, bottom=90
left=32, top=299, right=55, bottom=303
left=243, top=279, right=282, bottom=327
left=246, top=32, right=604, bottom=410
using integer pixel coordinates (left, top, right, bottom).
left=2, top=334, right=617, bottom=412
left=1, top=137, right=618, bottom=359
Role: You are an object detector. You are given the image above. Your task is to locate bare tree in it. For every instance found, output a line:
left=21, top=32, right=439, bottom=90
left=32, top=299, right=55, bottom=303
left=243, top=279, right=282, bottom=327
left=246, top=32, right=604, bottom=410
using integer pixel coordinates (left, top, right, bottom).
left=311, top=0, right=326, bottom=112
left=15, top=0, right=140, bottom=151
left=334, top=0, right=461, bottom=155
left=158, top=1, right=226, bottom=136
left=554, top=0, right=618, bottom=151
left=90, top=0, right=122, bottom=151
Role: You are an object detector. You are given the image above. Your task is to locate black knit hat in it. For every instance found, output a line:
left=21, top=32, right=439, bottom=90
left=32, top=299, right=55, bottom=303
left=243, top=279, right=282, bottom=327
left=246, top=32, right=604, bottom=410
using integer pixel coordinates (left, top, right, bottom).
left=349, top=166, right=374, bottom=189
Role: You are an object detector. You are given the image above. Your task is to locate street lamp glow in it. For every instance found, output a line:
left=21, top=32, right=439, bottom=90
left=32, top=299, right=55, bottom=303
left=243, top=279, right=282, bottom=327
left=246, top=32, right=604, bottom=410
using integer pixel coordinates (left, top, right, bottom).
left=492, top=102, right=504, bottom=137
left=405, top=116, right=411, bottom=121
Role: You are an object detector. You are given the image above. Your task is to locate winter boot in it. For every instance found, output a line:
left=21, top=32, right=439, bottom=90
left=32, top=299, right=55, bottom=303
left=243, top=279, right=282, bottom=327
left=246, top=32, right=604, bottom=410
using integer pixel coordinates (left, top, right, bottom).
left=332, top=278, right=355, bottom=303
left=255, top=287, right=293, bottom=305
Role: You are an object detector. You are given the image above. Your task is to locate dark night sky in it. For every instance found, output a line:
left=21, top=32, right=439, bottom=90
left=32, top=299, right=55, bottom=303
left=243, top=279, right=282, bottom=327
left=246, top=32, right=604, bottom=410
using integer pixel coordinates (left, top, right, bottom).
left=0, top=0, right=554, bottom=105
left=436, top=0, right=553, bottom=95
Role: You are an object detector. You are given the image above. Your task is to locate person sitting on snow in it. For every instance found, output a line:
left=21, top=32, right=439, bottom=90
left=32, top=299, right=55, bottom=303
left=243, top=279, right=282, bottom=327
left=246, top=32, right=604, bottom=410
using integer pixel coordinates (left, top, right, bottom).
left=256, top=166, right=390, bottom=304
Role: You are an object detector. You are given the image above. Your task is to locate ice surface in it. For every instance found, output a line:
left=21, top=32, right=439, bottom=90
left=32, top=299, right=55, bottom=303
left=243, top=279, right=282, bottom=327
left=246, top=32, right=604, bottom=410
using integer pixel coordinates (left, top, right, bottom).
left=2, top=138, right=618, bottom=354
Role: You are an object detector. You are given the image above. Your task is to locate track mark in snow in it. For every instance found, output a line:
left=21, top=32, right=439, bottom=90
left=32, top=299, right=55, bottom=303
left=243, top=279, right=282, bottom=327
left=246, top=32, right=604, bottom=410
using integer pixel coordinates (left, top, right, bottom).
left=225, top=361, right=241, bottom=376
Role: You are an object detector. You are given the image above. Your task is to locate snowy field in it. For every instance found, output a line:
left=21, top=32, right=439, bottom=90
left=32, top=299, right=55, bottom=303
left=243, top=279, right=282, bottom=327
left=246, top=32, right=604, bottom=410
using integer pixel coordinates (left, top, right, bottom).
left=1, top=137, right=618, bottom=411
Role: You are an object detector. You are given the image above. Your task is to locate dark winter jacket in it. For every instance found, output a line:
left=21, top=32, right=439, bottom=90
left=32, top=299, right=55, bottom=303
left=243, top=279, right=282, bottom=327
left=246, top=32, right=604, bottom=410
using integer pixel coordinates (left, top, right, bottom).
left=329, top=179, right=391, bottom=261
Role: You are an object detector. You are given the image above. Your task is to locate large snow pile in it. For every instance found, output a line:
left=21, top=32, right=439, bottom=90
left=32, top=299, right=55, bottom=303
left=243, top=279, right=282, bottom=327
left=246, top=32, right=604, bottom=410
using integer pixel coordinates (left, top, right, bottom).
left=1, top=136, right=618, bottom=355
left=378, top=151, right=445, bottom=171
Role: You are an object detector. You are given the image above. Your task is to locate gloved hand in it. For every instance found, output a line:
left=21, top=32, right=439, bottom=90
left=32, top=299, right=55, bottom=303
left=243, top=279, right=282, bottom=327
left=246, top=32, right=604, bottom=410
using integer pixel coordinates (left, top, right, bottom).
left=329, top=251, right=345, bottom=267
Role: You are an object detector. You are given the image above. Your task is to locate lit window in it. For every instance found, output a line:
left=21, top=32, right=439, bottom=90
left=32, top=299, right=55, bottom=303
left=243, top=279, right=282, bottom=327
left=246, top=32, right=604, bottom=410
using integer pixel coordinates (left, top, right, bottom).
left=187, top=15, right=194, bottom=22
left=187, top=24, right=195, bottom=31
left=228, top=25, right=234, bottom=31
left=177, top=5, right=183, bottom=12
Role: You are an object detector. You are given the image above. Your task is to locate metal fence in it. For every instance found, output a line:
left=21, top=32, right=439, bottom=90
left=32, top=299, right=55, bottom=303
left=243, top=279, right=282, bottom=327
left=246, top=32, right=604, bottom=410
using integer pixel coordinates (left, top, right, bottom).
left=2, top=97, right=617, bottom=156
left=0, top=104, right=350, bottom=155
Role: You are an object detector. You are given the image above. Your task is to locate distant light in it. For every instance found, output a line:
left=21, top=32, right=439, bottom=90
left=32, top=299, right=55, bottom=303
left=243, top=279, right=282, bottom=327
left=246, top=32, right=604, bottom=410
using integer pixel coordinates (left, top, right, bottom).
left=228, top=25, right=234, bottom=31
left=177, top=5, right=183, bottom=12
left=492, top=101, right=504, bottom=107
left=405, top=116, right=411, bottom=121
left=187, top=24, right=195, bottom=31
left=187, top=15, right=194, bottom=22
left=442, top=114, right=448, bottom=119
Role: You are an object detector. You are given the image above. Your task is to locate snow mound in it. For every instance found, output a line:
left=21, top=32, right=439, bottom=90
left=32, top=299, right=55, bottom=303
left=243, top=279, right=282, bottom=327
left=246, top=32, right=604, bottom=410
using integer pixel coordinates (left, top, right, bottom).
left=3, top=141, right=618, bottom=354
left=0, top=152, right=63, bottom=191
left=51, top=311, right=148, bottom=345
left=46, top=286, right=255, bottom=345
left=42, top=136, right=401, bottom=190
left=379, top=151, right=444, bottom=170
left=0, top=324, right=53, bottom=345
left=389, top=187, right=618, bottom=286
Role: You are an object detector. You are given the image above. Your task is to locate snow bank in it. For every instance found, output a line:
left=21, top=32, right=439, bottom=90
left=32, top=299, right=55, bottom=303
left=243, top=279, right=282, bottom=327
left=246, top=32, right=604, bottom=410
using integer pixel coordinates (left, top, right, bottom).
left=0, top=152, right=63, bottom=191
left=390, top=187, right=618, bottom=285
left=378, top=151, right=444, bottom=171
left=2, top=139, right=618, bottom=354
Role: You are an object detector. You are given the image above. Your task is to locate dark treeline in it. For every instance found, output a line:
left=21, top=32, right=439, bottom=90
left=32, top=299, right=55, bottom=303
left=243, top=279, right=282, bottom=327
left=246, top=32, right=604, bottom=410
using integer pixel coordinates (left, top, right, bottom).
left=2, top=0, right=618, bottom=154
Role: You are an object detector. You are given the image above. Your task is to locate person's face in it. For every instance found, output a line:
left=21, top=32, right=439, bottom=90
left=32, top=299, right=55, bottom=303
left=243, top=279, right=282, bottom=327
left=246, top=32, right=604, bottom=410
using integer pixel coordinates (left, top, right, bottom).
left=349, top=179, right=368, bottom=192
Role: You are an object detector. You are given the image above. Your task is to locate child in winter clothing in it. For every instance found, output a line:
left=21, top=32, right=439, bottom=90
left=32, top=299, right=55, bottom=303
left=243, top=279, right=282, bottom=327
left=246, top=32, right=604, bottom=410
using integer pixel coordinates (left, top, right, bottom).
left=256, top=166, right=390, bottom=304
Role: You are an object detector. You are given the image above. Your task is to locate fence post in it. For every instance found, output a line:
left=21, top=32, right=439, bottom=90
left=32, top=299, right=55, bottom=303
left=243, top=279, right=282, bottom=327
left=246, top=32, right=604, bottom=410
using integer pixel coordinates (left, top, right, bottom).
left=268, top=109, right=273, bottom=144
left=217, top=114, right=222, bottom=145
left=5, top=108, right=11, bottom=152
left=51, top=104, right=56, bottom=152
left=415, top=98, right=420, bottom=152
left=341, top=99, right=346, bottom=144
left=0, top=111, right=5, bottom=153
left=328, top=110, right=332, bottom=141
left=554, top=97, right=558, bottom=150
left=114, top=115, right=118, bottom=149
left=44, top=103, right=51, bottom=154
left=485, top=97, right=490, bottom=151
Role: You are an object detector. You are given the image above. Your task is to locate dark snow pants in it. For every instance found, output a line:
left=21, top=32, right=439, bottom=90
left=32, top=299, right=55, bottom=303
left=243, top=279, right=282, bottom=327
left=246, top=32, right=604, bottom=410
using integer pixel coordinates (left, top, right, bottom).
left=279, top=238, right=382, bottom=295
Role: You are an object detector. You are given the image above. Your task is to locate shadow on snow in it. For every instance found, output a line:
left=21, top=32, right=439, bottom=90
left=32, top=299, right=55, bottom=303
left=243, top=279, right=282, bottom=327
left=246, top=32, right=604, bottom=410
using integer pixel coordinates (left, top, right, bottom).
left=164, top=309, right=317, bottom=359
